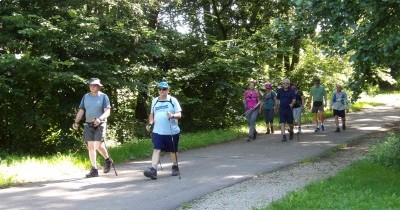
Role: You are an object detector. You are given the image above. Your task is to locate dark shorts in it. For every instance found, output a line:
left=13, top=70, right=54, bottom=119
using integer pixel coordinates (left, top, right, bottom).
left=333, top=109, right=345, bottom=118
left=152, top=132, right=180, bottom=152
left=311, top=101, right=324, bottom=113
left=83, top=123, right=106, bottom=142
left=279, top=108, right=294, bottom=125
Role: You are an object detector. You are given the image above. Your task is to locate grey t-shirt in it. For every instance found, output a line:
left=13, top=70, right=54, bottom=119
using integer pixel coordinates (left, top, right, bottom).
left=79, top=91, right=111, bottom=122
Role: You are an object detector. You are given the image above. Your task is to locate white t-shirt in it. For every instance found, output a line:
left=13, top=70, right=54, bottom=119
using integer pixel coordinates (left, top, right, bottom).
left=150, top=95, right=182, bottom=135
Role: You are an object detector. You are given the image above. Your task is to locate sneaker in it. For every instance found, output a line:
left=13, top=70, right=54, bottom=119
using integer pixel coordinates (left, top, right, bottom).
left=247, top=138, right=251, bottom=142
left=321, top=125, right=325, bottom=131
left=104, top=158, right=113, bottom=173
left=171, top=165, right=179, bottom=176
left=335, top=127, right=340, bottom=132
left=314, top=127, right=320, bottom=132
left=289, top=132, right=294, bottom=140
left=85, top=167, right=99, bottom=178
left=144, top=167, right=157, bottom=180
left=271, top=127, right=274, bottom=134
left=253, top=130, right=257, bottom=140
left=282, top=135, right=287, bottom=142
left=342, top=125, right=346, bottom=130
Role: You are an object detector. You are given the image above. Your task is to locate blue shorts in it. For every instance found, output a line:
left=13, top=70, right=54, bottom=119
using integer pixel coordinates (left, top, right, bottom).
left=151, top=132, right=179, bottom=152
left=279, top=108, right=294, bottom=125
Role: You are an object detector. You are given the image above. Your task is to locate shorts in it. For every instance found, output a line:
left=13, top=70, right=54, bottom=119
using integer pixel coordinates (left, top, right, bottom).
left=152, top=132, right=180, bottom=152
left=264, top=109, right=274, bottom=123
left=311, top=101, right=324, bottom=113
left=279, top=108, right=294, bottom=125
left=333, top=109, right=345, bottom=118
left=293, top=107, right=302, bottom=121
left=84, top=123, right=106, bottom=142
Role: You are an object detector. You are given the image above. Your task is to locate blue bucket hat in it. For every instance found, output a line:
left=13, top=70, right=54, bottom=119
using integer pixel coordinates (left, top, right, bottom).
left=157, top=81, right=169, bottom=88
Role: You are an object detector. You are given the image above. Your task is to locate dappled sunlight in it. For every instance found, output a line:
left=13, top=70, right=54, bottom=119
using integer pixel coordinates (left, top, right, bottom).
left=224, top=175, right=247, bottom=179
left=356, top=126, right=388, bottom=131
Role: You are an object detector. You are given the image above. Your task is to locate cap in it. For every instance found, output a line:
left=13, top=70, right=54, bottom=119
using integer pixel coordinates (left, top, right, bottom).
left=157, top=81, right=169, bottom=88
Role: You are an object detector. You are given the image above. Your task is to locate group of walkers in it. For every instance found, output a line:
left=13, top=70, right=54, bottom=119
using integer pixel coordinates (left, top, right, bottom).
left=72, top=77, right=349, bottom=180
left=243, top=77, right=349, bottom=142
left=73, top=78, right=182, bottom=180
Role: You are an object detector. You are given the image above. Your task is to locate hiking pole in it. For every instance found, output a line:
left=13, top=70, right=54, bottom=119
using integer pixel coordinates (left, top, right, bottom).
left=169, top=119, right=181, bottom=179
left=102, top=138, right=118, bottom=176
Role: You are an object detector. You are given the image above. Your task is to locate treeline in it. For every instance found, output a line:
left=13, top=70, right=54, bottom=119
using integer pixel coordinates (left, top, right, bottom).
left=0, top=0, right=398, bottom=154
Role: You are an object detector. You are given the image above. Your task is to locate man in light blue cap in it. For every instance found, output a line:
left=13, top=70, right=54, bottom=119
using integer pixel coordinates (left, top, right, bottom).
left=144, top=81, right=182, bottom=180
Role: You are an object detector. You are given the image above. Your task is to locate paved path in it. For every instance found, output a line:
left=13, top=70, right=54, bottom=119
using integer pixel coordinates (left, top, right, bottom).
left=1, top=96, right=399, bottom=210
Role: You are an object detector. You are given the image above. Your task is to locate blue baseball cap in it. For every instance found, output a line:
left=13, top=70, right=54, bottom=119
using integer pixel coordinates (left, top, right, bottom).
left=157, top=81, right=169, bottom=88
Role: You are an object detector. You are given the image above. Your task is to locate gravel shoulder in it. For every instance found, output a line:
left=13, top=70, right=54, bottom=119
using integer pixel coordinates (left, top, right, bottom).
left=183, top=126, right=396, bottom=210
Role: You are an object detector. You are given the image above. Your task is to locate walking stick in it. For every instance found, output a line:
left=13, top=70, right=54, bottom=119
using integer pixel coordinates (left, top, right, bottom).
left=102, top=138, right=118, bottom=176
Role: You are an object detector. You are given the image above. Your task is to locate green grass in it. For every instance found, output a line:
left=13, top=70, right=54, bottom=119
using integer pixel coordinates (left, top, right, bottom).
left=258, top=132, right=400, bottom=210
left=261, top=160, right=400, bottom=210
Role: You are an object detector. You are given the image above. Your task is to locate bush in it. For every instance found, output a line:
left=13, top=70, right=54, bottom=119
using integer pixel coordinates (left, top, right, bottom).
left=369, top=133, right=400, bottom=168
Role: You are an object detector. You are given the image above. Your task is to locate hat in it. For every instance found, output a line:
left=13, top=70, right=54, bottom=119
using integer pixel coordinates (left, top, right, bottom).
left=88, top=78, right=103, bottom=87
left=157, top=81, right=169, bottom=88
left=265, top=83, right=272, bottom=89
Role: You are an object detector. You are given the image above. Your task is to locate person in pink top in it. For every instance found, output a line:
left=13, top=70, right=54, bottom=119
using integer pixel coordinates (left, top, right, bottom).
left=243, top=81, right=261, bottom=142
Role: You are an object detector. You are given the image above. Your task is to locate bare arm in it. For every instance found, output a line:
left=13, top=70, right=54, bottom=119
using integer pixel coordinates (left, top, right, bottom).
left=72, top=109, right=85, bottom=130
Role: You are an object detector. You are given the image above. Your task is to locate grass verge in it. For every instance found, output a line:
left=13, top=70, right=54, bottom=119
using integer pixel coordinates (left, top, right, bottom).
left=259, top=132, right=400, bottom=210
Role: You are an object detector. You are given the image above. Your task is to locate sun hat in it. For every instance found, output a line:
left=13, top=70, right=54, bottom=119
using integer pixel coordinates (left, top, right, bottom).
left=88, top=78, right=103, bottom=87
left=157, top=81, right=169, bottom=88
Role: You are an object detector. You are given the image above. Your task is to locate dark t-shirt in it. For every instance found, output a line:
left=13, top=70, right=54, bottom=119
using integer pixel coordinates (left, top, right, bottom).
left=293, top=90, right=303, bottom=108
left=277, top=88, right=296, bottom=110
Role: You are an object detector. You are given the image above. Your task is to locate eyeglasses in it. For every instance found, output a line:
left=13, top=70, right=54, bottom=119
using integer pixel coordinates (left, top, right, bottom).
left=158, top=88, right=168, bottom=91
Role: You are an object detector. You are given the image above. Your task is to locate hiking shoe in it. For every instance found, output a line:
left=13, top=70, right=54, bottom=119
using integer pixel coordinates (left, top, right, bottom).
left=314, top=127, right=320, bottom=132
left=144, top=167, right=157, bottom=180
left=342, top=125, right=346, bottom=130
left=282, top=135, right=287, bottom=142
left=335, top=127, right=340, bottom=132
left=85, top=167, right=99, bottom=178
left=104, top=158, right=113, bottom=173
left=171, top=165, right=179, bottom=176
left=289, top=132, right=294, bottom=140
left=321, top=125, right=325, bottom=131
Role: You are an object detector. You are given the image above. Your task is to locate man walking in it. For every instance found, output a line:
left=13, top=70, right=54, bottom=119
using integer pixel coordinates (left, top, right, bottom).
left=144, top=81, right=182, bottom=180
left=276, top=78, right=296, bottom=142
left=330, top=84, right=349, bottom=132
left=309, top=78, right=327, bottom=132
left=72, top=78, right=113, bottom=178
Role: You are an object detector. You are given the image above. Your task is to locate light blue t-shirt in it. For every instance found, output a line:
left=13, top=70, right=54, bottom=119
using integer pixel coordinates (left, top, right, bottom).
left=79, top=92, right=111, bottom=122
left=151, top=95, right=182, bottom=135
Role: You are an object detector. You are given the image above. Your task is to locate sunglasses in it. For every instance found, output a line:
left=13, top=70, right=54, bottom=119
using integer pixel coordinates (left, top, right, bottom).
left=158, top=88, right=168, bottom=91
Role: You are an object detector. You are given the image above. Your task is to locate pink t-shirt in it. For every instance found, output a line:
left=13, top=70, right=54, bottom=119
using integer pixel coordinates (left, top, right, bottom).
left=244, top=90, right=259, bottom=110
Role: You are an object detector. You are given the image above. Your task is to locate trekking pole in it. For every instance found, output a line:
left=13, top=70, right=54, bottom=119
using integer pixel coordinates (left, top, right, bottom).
left=169, top=119, right=181, bottom=179
left=102, top=138, right=118, bottom=176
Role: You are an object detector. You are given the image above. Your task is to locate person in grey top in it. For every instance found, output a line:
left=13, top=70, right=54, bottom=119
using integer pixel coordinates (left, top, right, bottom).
left=330, top=84, right=349, bottom=132
left=72, top=78, right=113, bottom=178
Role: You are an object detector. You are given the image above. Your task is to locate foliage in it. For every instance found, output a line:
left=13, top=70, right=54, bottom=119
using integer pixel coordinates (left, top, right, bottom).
left=369, top=133, right=400, bottom=168
left=0, top=0, right=399, bottom=154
